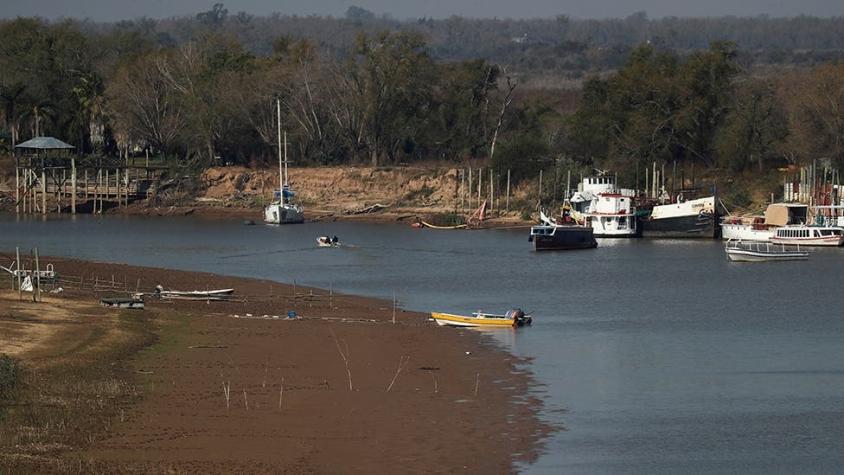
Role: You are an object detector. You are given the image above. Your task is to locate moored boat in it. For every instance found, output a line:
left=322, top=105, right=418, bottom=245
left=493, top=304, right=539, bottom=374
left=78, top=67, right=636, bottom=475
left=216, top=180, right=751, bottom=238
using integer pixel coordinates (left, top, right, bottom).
left=529, top=211, right=597, bottom=251
left=264, top=99, right=304, bottom=225
left=725, top=240, right=809, bottom=262
left=570, top=175, right=639, bottom=237
left=431, top=309, right=532, bottom=327
left=770, top=225, right=844, bottom=246
left=639, top=196, right=718, bottom=238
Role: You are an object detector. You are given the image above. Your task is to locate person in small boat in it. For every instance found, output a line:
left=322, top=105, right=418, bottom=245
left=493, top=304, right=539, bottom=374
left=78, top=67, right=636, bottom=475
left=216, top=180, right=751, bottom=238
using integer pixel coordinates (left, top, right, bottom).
left=332, top=235, right=339, bottom=244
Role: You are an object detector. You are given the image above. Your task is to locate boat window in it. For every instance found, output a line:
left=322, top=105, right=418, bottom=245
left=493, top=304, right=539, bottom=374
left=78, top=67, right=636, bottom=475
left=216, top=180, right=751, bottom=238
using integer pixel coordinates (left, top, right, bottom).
left=619, top=216, right=626, bottom=225
left=814, top=230, right=821, bottom=237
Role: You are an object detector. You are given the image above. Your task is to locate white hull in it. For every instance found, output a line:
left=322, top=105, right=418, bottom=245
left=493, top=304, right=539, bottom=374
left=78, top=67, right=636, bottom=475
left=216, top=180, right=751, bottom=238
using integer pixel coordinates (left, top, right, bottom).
left=588, top=213, right=638, bottom=237
left=726, top=249, right=808, bottom=262
left=264, top=203, right=304, bottom=224
left=770, top=236, right=843, bottom=246
left=721, top=224, right=773, bottom=241
left=725, top=241, right=809, bottom=262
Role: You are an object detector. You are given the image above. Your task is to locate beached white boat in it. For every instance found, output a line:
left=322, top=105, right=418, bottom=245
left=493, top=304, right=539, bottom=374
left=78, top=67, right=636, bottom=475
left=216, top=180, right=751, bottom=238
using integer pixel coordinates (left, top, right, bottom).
left=725, top=240, right=809, bottom=262
left=155, top=285, right=235, bottom=300
left=264, top=99, right=304, bottom=225
left=431, top=309, right=532, bottom=327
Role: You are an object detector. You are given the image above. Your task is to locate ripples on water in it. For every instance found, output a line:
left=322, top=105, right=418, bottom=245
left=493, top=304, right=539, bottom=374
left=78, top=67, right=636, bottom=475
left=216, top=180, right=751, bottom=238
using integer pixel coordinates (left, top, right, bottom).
left=2, top=214, right=844, bottom=474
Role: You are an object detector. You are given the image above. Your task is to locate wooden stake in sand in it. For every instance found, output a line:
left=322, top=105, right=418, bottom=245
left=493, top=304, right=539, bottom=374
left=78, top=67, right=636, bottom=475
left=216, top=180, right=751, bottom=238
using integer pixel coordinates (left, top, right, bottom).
left=429, top=371, right=439, bottom=394
left=278, top=377, right=285, bottom=410
left=474, top=373, right=480, bottom=397
left=392, top=290, right=397, bottom=324
left=386, top=355, right=410, bottom=393
left=329, top=327, right=353, bottom=391
left=222, top=381, right=231, bottom=409
left=243, top=390, right=249, bottom=411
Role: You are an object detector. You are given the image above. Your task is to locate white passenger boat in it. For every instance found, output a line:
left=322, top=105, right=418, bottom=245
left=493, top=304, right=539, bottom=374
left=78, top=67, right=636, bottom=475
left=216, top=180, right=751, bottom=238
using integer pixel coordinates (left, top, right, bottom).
left=725, top=240, right=809, bottom=262
left=770, top=225, right=844, bottom=246
left=570, top=175, right=638, bottom=237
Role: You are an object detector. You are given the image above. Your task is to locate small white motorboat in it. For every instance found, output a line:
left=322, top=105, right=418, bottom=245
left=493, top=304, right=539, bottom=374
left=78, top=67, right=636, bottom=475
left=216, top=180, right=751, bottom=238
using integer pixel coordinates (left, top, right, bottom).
left=725, top=239, right=809, bottom=262
left=317, top=236, right=340, bottom=247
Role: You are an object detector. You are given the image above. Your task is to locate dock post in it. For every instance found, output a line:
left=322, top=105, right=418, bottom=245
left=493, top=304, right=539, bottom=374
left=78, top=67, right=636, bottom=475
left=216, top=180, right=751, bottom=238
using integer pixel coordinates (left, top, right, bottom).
left=41, top=166, right=47, bottom=215
left=468, top=168, right=473, bottom=209
left=15, top=164, right=19, bottom=214
left=477, top=169, right=482, bottom=209
left=16, top=247, right=21, bottom=299
left=71, top=158, right=76, bottom=214
left=506, top=169, right=511, bottom=212
left=34, top=248, right=41, bottom=303
left=489, top=168, right=493, bottom=213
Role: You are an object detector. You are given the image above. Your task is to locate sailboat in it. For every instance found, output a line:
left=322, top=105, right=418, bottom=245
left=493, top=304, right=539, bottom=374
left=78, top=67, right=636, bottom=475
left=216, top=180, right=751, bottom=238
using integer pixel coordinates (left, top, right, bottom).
left=264, top=99, right=304, bottom=224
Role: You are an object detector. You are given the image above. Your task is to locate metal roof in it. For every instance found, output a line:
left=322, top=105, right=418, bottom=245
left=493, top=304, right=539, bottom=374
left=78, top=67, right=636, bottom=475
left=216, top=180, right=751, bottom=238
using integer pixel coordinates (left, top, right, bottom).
left=14, top=136, right=75, bottom=150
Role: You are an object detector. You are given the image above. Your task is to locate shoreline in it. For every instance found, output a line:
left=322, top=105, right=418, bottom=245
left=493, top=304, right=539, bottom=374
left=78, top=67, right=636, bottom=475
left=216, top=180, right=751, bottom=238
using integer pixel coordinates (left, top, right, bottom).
left=0, top=253, right=552, bottom=472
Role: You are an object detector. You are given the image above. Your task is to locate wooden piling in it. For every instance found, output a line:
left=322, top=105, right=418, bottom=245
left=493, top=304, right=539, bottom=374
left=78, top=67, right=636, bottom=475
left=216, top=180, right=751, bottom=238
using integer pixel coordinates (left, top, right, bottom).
left=15, top=165, right=19, bottom=214
left=506, top=169, right=511, bottom=212
left=71, top=158, right=76, bottom=214
left=41, top=166, right=46, bottom=215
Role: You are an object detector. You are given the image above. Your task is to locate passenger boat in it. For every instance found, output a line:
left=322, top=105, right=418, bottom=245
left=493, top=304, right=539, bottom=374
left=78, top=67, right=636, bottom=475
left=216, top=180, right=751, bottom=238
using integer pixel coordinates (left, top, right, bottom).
left=639, top=195, right=718, bottom=238
left=570, top=175, right=638, bottom=237
left=770, top=225, right=844, bottom=246
left=529, top=211, right=597, bottom=251
left=431, top=309, right=532, bottom=327
left=725, top=239, right=809, bottom=262
left=264, top=99, right=305, bottom=225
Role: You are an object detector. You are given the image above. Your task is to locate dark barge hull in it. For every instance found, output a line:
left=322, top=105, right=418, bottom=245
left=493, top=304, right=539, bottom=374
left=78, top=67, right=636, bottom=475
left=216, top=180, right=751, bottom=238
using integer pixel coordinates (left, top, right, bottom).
left=531, top=228, right=598, bottom=251
left=639, top=213, right=719, bottom=239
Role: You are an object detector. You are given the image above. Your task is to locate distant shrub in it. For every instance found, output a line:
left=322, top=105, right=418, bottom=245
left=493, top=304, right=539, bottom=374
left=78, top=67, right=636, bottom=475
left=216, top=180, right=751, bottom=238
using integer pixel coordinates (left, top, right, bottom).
left=0, top=354, right=18, bottom=396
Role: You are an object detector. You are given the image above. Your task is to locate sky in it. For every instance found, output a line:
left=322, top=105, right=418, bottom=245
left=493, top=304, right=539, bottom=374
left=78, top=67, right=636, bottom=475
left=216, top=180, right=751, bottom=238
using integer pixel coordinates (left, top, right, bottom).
left=3, top=0, right=844, bottom=21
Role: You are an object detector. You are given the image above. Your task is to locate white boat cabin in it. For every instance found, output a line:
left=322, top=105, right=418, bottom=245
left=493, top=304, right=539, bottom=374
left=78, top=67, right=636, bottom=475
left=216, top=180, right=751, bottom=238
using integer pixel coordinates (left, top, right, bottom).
left=570, top=176, right=637, bottom=237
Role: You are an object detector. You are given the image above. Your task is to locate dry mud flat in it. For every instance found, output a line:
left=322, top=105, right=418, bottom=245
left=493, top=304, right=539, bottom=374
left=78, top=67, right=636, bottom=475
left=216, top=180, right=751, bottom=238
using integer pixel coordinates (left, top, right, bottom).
left=1, top=256, right=549, bottom=473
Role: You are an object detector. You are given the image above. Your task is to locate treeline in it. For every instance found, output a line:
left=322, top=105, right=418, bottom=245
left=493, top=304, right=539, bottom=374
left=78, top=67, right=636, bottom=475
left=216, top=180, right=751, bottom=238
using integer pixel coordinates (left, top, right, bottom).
left=1, top=12, right=843, bottom=184
left=75, top=6, right=844, bottom=75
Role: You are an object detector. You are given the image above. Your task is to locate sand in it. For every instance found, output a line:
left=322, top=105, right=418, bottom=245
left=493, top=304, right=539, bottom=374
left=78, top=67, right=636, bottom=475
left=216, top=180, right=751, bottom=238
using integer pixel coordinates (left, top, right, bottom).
left=0, top=255, right=550, bottom=473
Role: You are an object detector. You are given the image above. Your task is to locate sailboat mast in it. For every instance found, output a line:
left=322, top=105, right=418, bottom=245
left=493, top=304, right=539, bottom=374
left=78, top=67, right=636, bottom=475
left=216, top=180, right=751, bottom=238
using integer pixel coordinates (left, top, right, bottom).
left=276, top=98, right=284, bottom=204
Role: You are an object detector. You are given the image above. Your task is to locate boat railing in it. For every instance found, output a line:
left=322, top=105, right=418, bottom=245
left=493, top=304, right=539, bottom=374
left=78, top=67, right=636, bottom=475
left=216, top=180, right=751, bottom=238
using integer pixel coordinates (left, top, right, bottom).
left=726, top=239, right=801, bottom=253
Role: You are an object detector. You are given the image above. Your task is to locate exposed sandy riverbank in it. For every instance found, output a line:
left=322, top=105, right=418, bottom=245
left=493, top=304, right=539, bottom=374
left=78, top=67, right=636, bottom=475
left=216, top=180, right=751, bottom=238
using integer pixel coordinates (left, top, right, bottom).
left=0, top=254, right=551, bottom=473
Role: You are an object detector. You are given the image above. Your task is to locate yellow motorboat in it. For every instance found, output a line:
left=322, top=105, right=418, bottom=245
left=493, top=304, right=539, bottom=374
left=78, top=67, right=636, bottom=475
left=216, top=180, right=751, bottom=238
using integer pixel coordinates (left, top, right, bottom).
left=431, top=309, right=532, bottom=328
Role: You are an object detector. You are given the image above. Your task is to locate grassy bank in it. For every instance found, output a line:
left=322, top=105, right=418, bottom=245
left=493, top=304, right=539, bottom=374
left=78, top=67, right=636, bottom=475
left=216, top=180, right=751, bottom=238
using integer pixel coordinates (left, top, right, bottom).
left=0, top=308, right=158, bottom=471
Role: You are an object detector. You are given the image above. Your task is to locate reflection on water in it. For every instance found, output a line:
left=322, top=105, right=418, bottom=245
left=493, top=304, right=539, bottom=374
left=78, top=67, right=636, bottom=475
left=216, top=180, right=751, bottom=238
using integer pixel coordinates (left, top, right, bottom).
left=2, top=213, right=844, bottom=473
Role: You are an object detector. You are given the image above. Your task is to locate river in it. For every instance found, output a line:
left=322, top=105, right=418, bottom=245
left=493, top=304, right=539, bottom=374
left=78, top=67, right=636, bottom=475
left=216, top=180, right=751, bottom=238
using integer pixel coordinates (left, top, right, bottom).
left=2, top=214, right=844, bottom=474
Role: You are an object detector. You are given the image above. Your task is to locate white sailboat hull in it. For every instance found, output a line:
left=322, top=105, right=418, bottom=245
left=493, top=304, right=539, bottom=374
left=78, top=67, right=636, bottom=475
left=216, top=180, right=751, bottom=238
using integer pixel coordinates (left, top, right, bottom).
left=264, top=203, right=304, bottom=224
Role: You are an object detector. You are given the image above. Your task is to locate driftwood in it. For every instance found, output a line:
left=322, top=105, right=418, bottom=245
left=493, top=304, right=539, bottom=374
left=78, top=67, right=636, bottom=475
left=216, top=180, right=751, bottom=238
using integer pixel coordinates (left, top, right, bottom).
left=344, top=203, right=389, bottom=215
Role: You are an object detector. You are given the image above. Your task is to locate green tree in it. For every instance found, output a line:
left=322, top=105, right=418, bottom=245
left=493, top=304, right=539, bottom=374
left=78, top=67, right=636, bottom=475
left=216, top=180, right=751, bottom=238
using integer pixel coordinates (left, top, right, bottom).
left=715, top=80, right=788, bottom=171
